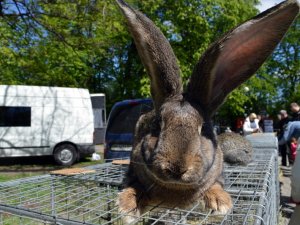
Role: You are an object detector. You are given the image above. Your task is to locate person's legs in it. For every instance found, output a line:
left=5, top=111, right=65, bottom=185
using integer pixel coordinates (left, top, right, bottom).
left=280, top=144, right=287, bottom=166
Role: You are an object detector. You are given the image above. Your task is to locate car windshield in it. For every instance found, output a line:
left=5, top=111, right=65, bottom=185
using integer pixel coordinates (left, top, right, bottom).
left=107, top=102, right=153, bottom=134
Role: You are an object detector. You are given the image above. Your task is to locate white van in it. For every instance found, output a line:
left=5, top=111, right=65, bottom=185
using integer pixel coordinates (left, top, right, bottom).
left=0, top=85, right=95, bottom=165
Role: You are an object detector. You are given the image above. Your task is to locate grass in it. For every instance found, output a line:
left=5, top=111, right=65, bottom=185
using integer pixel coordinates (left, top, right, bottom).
left=0, top=153, right=104, bottom=183
left=0, top=172, right=43, bottom=182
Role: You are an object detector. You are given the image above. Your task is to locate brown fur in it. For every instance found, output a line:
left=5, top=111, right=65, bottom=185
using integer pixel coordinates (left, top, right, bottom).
left=218, top=132, right=253, bottom=165
left=203, top=183, right=232, bottom=214
left=119, top=102, right=229, bottom=222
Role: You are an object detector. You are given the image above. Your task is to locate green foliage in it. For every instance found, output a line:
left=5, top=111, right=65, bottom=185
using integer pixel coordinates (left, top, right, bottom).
left=0, top=0, right=298, bottom=118
left=266, top=17, right=300, bottom=107
left=229, top=16, right=300, bottom=118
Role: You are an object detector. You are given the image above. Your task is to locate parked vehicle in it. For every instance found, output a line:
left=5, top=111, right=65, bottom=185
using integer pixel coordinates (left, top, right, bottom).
left=0, top=85, right=95, bottom=165
left=104, top=99, right=153, bottom=160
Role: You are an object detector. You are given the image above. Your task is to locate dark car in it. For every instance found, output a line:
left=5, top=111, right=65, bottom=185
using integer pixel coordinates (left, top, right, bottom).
left=104, top=99, right=153, bottom=160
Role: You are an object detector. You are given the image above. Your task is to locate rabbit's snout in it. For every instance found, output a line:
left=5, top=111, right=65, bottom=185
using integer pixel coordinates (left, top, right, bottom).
left=166, top=163, right=188, bottom=179
left=159, top=161, right=199, bottom=183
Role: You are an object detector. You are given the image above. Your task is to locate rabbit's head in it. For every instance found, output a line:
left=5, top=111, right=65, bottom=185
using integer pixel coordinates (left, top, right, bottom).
left=116, top=0, right=299, bottom=187
left=141, top=100, right=211, bottom=187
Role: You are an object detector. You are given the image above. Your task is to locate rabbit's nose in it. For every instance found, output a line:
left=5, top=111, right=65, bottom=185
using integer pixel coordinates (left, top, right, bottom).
left=168, top=164, right=187, bottom=179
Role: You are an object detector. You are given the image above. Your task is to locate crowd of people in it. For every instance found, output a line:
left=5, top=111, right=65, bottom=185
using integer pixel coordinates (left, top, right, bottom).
left=277, top=102, right=300, bottom=166
left=242, top=102, right=300, bottom=166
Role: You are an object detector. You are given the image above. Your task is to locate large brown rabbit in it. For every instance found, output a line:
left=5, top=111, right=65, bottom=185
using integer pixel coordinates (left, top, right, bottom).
left=115, top=0, right=299, bottom=223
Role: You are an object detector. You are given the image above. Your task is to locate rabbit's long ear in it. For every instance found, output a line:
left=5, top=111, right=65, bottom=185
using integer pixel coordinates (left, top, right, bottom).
left=116, top=0, right=182, bottom=111
left=187, top=0, right=299, bottom=116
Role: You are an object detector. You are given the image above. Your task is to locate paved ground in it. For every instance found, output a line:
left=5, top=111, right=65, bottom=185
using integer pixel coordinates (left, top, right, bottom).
left=279, top=157, right=296, bottom=225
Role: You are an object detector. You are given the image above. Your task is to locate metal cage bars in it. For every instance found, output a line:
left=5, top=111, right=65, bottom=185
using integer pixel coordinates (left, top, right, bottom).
left=0, top=148, right=279, bottom=225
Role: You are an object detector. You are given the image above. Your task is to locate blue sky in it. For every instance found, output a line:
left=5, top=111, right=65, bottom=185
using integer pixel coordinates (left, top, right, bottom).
left=256, top=0, right=286, bottom=12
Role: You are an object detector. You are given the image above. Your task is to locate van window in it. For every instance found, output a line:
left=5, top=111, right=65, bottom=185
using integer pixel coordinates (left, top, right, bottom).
left=107, top=102, right=152, bottom=134
left=0, top=106, right=31, bottom=127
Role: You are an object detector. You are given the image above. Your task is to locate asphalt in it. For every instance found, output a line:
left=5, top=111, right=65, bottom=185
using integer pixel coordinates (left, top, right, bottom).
left=279, top=157, right=296, bottom=225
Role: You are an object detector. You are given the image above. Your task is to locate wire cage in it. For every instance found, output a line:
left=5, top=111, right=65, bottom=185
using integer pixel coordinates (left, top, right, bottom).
left=0, top=135, right=279, bottom=225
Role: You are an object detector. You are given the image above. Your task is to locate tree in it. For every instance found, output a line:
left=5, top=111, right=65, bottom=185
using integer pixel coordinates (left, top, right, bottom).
left=0, top=0, right=128, bottom=109
left=266, top=17, right=300, bottom=107
left=220, top=16, right=300, bottom=120
left=0, top=0, right=298, bottom=117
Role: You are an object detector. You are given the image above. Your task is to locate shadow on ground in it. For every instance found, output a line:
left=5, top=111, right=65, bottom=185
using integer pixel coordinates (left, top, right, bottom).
left=281, top=166, right=292, bottom=177
left=0, top=156, right=55, bottom=166
left=0, top=156, right=97, bottom=172
left=279, top=163, right=296, bottom=225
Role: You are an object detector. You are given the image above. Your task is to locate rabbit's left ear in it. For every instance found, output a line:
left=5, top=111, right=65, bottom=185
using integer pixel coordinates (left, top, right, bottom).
left=116, top=0, right=182, bottom=112
left=186, top=0, right=299, bottom=116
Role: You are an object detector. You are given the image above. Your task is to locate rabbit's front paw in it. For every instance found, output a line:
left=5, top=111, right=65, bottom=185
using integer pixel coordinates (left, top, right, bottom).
left=117, top=187, right=141, bottom=224
left=203, top=183, right=232, bottom=214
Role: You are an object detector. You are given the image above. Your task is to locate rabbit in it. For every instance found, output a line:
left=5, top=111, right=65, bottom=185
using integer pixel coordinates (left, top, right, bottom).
left=115, top=0, right=299, bottom=223
left=217, top=132, right=253, bottom=165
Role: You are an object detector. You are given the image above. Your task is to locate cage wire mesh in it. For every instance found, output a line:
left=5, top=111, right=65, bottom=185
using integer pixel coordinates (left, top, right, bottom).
left=0, top=138, right=279, bottom=225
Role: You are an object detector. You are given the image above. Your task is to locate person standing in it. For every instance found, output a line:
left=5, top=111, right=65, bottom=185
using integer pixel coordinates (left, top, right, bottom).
left=290, top=137, right=298, bottom=163
left=290, top=102, right=300, bottom=121
left=278, top=110, right=290, bottom=166
left=243, top=113, right=261, bottom=135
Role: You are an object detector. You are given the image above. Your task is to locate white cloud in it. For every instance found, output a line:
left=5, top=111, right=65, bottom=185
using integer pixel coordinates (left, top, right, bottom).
left=256, top=0, right=284, bottom=12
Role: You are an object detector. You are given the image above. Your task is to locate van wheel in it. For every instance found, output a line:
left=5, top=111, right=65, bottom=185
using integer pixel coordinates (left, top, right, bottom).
left=54, top=144, right=77, bottom=166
